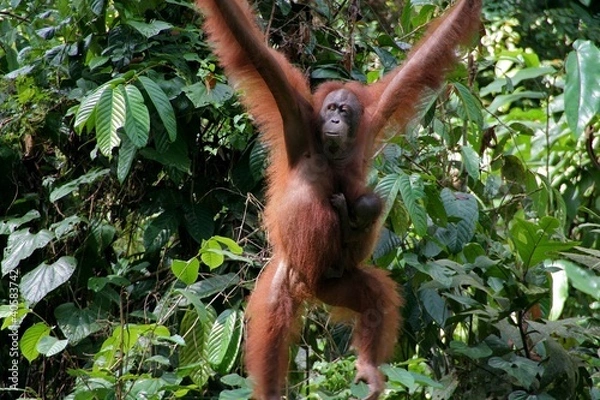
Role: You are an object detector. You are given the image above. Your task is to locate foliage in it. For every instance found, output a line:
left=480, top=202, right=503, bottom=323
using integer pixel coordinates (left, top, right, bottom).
left=0, top=0, right=599, bottom=399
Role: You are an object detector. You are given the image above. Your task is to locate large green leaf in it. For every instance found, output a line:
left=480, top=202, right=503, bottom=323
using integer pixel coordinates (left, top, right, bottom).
left=96, top=85, right=126, bottom=157
left=143, top=210, right=180, bottom=253
left=20, top=322, right=51, bottom=362
left=396, top=171, right=427, bottom=236
left=20, top=256, right=76, bottom=304
left=437, top=188, right=478, bottom=253
left=461, top=145, right=480, bottom=181
left=126, top=20, right=173, bottom=38
left=123, top=84, right=150, bottom=148
left=171, top=258, right=200, bottom=285
left=0, top=210, right=41, bottom=235
left=563, top=260, right=600, bottom=300
left=74, top=84, right=108, bottom=134
left=179, top=307, right=217, bottom=388
left=37, top=335, right=68, bottom=357
left=183, top=81, right=234, bottom=108
left=55, top=303, right=103, bottom=344
left=2, top=229, right=54, bottom=275
left=207, top=309, right=243, bottom=375
left=453, top=82, right=483, bottom=128
left=138, top=76, right=177, bottom=141
left=510, top=216, right=576, bottom=269
left=188, top=273, right=241, bottom=299
left=117, top=135, right=137, bottom=183
left=564, top=40, right=600, bottom=137
left=49, top=168, right=110, bottom=202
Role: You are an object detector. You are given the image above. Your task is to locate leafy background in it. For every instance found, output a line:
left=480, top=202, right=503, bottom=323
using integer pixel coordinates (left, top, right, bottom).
left=0, top=0, right=599, bottom=399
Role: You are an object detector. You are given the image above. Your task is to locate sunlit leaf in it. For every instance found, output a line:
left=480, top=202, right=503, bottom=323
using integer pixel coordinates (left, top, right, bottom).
left=20, top=257, right=77, bottom=304
left=565, top=40, right=600, bottom=137
left=2, top=229, right=54, bottom=275
left=207, top=310, right=243, bottom=375
left=20, top=322, right=51, bottom=362
left=96, top=85, right=126, bottom=157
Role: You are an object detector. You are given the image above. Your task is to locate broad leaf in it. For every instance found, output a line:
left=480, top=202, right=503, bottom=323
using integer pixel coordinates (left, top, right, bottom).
left=20, top=322, right=51, bottom=362
left=96, top=85, right=126, bottom=157
left=396, top=171, right=427, bottom=236
left=123, top=84, right=150, bottom=148
left=461, top=145, right=480, bottom=181
left=453, top=82, right=483, bottom=128
left=117, top=135, right=137, bottom=183
left=171, top=258, right=200, bottom=285
left=207, top=309, right=243, bottom=375
left=510, top=216, right=576, bottom=269
left=55, top=303, right=103, bottom=344
left=183, top=81, right=234, bottom=107
left=20, top=256, right=76, bottom=304
left=564, top=40, right=600, bottom=137
left=138, top=76, right=177, bottom=141
left=179, top=307, right=217, bottom=388
left=188, top=273, right=240, bottom=299
left=143, top=210, right=180, bottom=253
left=49, top=168, right=110, bottom=202
left=564, top=261, right=600, bottom=300
left=126, top=20, right=173, bottom=38
left=37, top=336, right=68, bottom=357
left=74, top=84, right=109, bottom=134
left=2, top=229, right=54, bottom=275
left=437, top=188, right=478, bottom=253
left=0, top=210, right=40, bottom=235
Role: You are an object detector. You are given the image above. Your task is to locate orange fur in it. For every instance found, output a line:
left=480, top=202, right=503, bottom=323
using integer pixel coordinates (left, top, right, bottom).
left=196, top=1, right=481, bottom=398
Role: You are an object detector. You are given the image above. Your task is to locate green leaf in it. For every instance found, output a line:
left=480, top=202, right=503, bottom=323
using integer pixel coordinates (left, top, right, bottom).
left=396, top=171, right=427, bottom=236
left=126, top=20, right=173, bottom=38
left=183, top=81, right=234, bottom=107
left=182, top=203, right=214, bottom=243
left=0, top=210, right=41, bottom=235
left=55, top=303, right=103, bottom=344
left=96, top=85, right=126, bottom=157
left=138, top=76, right=177, bottom=141
left=437, top=188, right=478, bottom=253
left=489, top=356, right=540, bottom=390
left=207, top=310, right=243, bottom=375
left=450, top=340, right=492, bottom=359
left=212, top=236, right=243, bottom=255
left=20, top=322, right=51, bottom=362
left=563, top=260, right=600, bottom=300
left=171, top=258, right=200, bottom=285
left=179, top=307, right=217, bottom=388
left=375, top=173, right=402, bottom=224
left=564, top=40, right=600, bottom=137
left=20, top=256, right=77, bottom=304
left=188, top=273, right=241, bottom=299
left=123, top=84, right=150, bottom=148
left=117, top=135, right=137, bottom=183
left=2, top=229, right=54, bottom=275
left=510, top=216, right=576, bottom=269
left=49, top=168, right=110, bottom=202
left=546, top=260, right=569, bottom=320
left=453, top=82, right=483, bottom=128
left=37, top=335, right=68, bottom=357
left=420, top=288, right=449, bottom=326
left=74, top=85, right=109, bottom=134
left=487, top=91, right=545, bottom=113
left=143, top=210, right=180, bottom=253
left=50, top=215, right=84, bottom=240
left=200, top=239, right=225, bottom=269
left=461, top=145, right=480, bottom=181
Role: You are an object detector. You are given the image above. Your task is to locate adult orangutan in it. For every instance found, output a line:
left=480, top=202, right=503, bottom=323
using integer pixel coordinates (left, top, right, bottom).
left=195, top=0, right=481, bottom=399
